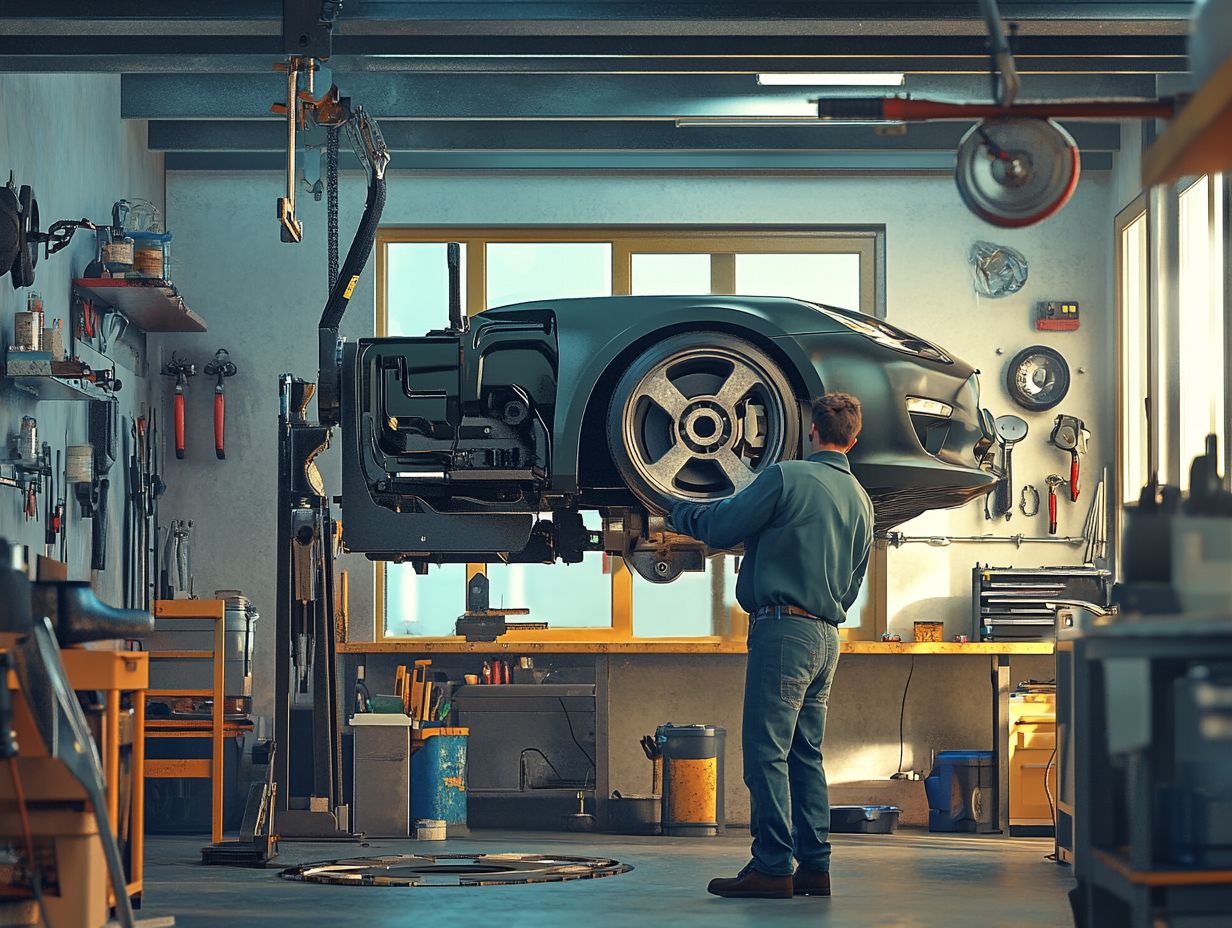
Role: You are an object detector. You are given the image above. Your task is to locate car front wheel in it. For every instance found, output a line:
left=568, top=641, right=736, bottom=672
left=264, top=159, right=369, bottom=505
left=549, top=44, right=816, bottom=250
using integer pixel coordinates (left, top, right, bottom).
left=607, top=331, right=800, bottom=514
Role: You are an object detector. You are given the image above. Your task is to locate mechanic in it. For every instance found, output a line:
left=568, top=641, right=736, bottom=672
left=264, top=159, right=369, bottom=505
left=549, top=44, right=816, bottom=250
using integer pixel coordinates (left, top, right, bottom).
left=667, top=392, right=873, bottom=900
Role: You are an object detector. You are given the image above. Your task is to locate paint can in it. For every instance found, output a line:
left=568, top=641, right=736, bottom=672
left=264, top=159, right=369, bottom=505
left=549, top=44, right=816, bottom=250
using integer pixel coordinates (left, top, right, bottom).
left=415, top=819, right=447, bottom=841
left=411, top=727, right=468, bottom=834
left=656, top=724, right=726, bottom=836
left=65, top=445, right=94, bottom=483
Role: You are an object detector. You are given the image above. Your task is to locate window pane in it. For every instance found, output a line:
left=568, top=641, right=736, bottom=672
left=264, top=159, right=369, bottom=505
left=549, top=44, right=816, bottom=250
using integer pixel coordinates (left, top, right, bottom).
left=486, top=557, right=612, bottom=628
left=735, top=253, right=861, bottom=310
left=631, top=253, right=711, bottom=295
left=386, top=242, right=466, bottom=336
left=1177, top=176, right=1226, bottom=489
left=486, top=242, right=612, bottom=307
left=385, top=563, right=465, bottom=637
left=632, top=555, right=740, bottom=637
left=1120, top=211, right=1150, bottom=503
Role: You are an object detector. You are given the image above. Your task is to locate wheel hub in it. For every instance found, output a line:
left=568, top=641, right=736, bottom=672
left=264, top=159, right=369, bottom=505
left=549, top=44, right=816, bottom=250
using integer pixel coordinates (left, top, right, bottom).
left=678, top=400, right=733, bottom=455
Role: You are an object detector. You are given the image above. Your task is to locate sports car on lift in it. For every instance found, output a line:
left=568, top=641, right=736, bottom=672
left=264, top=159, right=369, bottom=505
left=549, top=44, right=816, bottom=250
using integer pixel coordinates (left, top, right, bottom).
left=337, top=292, right=997, bottom=583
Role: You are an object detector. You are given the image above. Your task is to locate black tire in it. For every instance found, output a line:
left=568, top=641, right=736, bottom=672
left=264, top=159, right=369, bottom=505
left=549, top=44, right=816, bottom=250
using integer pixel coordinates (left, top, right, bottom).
left=1005, top=345, right=1070, bottom=411
left=607, top=331, right=799, bottom=513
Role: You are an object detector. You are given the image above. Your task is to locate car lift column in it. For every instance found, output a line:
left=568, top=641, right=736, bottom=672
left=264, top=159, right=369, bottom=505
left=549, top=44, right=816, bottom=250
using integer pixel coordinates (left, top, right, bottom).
left=274, top=374, right=351, bottom=839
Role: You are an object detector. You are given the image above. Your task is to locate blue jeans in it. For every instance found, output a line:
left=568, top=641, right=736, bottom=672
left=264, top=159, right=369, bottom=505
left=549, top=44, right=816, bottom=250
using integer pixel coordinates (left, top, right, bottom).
left=743, top=610, right=841, bottom=876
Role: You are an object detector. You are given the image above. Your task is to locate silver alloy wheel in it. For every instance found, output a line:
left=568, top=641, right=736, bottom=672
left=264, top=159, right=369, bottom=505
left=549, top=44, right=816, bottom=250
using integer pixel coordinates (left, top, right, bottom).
left=610, top=335, right=796, bottom=509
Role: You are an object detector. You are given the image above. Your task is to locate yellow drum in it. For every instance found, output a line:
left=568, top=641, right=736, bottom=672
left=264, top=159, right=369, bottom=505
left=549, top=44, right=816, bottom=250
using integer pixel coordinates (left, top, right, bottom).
left=657, top=724, right=726, bottom=836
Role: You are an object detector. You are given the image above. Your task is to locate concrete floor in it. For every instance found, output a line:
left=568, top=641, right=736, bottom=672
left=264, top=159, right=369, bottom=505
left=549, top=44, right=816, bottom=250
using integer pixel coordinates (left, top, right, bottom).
left=138, top=829, right=1075, bottom=927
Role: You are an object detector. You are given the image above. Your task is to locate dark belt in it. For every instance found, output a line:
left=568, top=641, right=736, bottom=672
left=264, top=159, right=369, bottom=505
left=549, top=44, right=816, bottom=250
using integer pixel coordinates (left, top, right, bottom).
left=753, top=604, right=838, bottom=626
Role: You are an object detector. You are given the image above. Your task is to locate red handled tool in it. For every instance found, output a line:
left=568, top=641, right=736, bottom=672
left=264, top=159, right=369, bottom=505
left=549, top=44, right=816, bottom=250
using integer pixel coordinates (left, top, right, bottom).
left=161, top=353, right=196, bottom=460
left=1050, top=415, right=1090, bottom=503
left=1045, top=474, right=1066, bottom=536
left=203, top=349, right=238, bottom=460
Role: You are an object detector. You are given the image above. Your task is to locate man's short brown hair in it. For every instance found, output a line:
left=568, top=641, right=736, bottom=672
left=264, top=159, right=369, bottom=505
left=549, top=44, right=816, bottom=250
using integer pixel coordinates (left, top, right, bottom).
left=811, top=392, right=863, bottom=447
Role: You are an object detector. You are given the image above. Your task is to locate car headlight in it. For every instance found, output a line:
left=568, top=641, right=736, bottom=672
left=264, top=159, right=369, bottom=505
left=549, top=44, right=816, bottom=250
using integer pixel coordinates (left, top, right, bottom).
left=905, top=396, right=953, bottom=418
left=814, top=305, right=952, bottom=364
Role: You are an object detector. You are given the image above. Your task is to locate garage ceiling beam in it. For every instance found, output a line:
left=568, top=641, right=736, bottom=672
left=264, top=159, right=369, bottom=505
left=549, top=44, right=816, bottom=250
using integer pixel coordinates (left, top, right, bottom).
left=161, top=150, right=1115, bottom=172
left=0, top=1, right=1190, bottom=65
left=121, top=72, right=1159, bottom=121
left=0, top=33, right=1188, bottom=60
left=145, top=119, right=1122, bottom=153
left=2, top=1, right=1194, bottom=31
left=0, top=54, right=1188, bottom=75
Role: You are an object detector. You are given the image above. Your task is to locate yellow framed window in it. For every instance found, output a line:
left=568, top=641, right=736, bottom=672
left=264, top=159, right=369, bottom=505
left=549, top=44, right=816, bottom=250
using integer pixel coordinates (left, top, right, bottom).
left=374, top=227, right=884, bottom=651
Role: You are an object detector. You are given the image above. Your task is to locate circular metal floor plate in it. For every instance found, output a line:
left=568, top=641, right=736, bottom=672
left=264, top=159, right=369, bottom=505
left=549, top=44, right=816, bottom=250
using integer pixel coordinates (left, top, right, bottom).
left=279, top=853, right=633, bottom=887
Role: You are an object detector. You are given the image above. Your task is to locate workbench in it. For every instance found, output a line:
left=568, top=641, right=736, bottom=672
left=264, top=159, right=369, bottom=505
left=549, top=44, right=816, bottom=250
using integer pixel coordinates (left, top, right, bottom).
left=343, top=639, right=1050, bottom=834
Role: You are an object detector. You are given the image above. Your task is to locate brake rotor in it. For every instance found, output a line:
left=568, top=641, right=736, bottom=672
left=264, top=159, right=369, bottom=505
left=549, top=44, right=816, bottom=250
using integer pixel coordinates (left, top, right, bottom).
left=280, top=853, right=632, bottom=887
left=955, top=117, right=1080, bottom=228
left=1005, top=345, right=1071, bottom=411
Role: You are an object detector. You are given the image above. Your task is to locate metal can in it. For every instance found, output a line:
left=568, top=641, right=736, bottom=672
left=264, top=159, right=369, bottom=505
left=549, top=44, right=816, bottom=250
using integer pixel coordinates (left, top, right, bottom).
left=13, top=310, right=43, bottom=351
left=952, top=634, right=971, bottom=644
left=18, top=417, right=38, bottom=464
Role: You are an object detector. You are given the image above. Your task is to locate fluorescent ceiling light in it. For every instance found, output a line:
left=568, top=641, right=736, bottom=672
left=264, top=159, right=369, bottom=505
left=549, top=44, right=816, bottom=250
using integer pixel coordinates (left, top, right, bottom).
left=757, top=72, right=905, bottom=87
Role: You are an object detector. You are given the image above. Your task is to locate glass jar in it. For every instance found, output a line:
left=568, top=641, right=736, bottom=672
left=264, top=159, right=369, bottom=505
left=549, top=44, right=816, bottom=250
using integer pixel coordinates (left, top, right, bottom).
left=98, top=226, right=134, bottom=273
left=130, top=230, right=172, bottom=279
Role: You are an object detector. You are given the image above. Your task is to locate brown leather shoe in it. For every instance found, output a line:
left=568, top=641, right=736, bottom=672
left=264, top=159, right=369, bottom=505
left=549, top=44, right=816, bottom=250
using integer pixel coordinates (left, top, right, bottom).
left=793, top=867, right=831, bottom=896
left=707, top=865, right=793, bottom=899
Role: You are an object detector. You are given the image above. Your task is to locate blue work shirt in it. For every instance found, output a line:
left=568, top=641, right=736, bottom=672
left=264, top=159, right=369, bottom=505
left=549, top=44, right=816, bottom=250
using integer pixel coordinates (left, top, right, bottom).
left=667, top=450, right=874, bottom=624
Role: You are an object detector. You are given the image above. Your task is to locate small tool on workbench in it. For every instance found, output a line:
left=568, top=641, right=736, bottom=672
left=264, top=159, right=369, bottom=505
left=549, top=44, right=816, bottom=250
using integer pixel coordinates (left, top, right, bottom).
left=203, top=349, right=238, bottom=460
left=161, top=352, right=196, bottom=460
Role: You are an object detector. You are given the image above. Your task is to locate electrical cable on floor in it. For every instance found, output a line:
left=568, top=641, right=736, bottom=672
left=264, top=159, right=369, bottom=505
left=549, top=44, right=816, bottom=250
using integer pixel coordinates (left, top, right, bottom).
left=892, top=656, right=916, bottom=778
left=9, top=757, right=50, bottom=928
left=1043, top=746, right=1058, bottom=862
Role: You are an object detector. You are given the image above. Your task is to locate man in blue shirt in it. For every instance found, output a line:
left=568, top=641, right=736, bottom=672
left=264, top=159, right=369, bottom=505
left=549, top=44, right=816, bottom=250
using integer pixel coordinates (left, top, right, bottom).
left=668, top=392, right=873, bottom=899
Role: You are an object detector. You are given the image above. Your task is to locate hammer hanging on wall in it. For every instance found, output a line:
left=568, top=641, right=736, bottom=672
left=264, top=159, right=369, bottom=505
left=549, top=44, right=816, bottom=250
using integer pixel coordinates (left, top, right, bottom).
left=203, top=349, right=238, bottom=460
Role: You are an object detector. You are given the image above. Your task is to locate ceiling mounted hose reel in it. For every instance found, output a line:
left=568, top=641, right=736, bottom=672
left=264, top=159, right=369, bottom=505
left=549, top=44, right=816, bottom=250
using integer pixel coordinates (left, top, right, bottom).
left=1005, top=344, right=1071, bottom=411
left=955, top=117, right=1081, bottom=229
